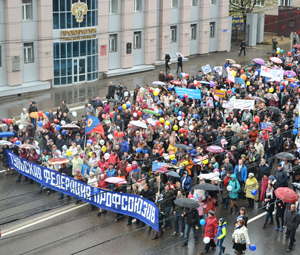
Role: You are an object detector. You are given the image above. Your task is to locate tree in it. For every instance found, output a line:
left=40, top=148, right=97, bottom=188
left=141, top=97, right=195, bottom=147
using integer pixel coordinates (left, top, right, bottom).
left=229, top=0, right=277, bottom=13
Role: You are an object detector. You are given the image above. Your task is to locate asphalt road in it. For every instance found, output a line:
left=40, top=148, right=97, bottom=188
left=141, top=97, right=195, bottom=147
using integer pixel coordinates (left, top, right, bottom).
left=0, top=171, right=299, bottom=255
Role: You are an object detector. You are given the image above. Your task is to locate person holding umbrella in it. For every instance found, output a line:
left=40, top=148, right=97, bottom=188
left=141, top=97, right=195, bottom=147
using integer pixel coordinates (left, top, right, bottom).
left=172, top=189, right=185, bottom=237
left=181, top=206, right=199, bottom=246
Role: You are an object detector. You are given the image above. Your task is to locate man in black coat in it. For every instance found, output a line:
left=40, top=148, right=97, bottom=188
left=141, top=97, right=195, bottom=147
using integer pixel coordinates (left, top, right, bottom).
left=107, top=82, right=116, bottom=99
left=139, top=183, right=154, bottom=228
left=264, top=133, right=277, bottom=169
left=74, top=133, right=84, bottom=150
left=284, top=204, right=300, bottom=252
left=238, top=40, right=246, bottom=56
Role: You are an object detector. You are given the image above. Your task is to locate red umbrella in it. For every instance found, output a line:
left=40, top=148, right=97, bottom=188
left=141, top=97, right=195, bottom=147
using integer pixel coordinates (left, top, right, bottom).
left=206, top=146, right=224, bottom=153
left=270, top=57, right=282, bottom=64
left=274, top=187, right=299, bottom=203
left=293, top=44, right=300, bottom=49
left=170, top=80, right=183, bottom=86
left=48, top=158, right=70, bottom=165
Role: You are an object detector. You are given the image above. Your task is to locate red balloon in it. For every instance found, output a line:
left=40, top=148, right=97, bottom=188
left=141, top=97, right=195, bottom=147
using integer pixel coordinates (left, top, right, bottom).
left=156, top=121, right=160, bottom=126
left=109, top=112, right=114, bottom=118
left=184, top=141, right=187, bottom=145
left=6, top=118, right=12, bottom=124
left=146, top=119, right=149, bottom=124
left=298, top=88, right=300, bottom=93
left=13, top=137, right=18, bottom=143
left=248, top=68, right=251, bottom=72
left=289, top=63, right=292, bottom=67
left=149, top=88, right=153, bottom=93
left=240, top=70, right=244, bottom=73
left=287, top=52, right=291, bottom=56
left=282, top=82, right=285, bottom=86
left=188, top=194, right=194, bottom=199
left=185, top=74, right=189, bottom=78
left=229, top=68, right=233, bottom=71
left=137, top=111, right=142, bottom=116
left=114, top=130, right=119, bottom=137
left=119, top=132, right=124, bottom=138
left=102, top=114, right=106, bottom=119
left=179, top=128, right=185, bottom=133
left=276, top=86, right=280, bottom=90
left=244, top=125, right=248, bottom=130
left=184, top=94, right=188, bottom=98
left=126, top=166, right=133, bottom=172
left=38, top=111, right=43, bottom=117
left=182, top=113, right=185, bottom=117
left=54, top=119, right=59, bottom=124
left=254, top=116, right=260, bottom=123
left=228, top=89, right=232, bottom=94
left=226, top=77, right=232, bottom=84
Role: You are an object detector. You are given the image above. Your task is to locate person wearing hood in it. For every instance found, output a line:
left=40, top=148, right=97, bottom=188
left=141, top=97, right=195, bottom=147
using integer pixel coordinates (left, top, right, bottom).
left=187, top=144, right=197, bottom=157
left=228, top=174, right=240, bottom=214
left=275, top=163, right=288, bottom=187
left=196, top=135, right=207, bottom=153
left=203, top=210, right=218, bottom=253
left=244, top=173, right=258, bottom=208
left=181, top=171, right=192, bottom=194
left=217, top=218, right=227, bottom=255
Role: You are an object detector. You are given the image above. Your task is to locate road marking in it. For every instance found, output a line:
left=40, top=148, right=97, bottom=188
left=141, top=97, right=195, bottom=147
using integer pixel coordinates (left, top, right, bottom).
left=248, top=212, right=266, bottom=224
left=0, top=170, right=6, bottom=173
left=1, top=203, right=88, bottom=237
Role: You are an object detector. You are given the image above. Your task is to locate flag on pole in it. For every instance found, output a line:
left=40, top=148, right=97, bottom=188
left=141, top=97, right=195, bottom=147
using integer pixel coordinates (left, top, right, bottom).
left=86, top=116, right=105, bottom=139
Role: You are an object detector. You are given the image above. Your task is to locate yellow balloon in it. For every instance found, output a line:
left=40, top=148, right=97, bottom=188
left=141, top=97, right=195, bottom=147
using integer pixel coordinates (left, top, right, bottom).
left=202, top=159, right=209, bottom=165
left=276, top=51, right=280, bottom=54
left=102, top=146, right=106, bottom=152
left=246, top=81, right=250, bottom=85
left=169, top=154, right=175, bottom=160
left=173, top=125, right=178, bottom=131
left=159, top=117, right=164, bottom=123
left=269, top=87, right=274, bottom=93
left=66, top=150, right=72, bottom=156
left=122, top=104, right=127, bottom=109
left=231, top=71, right=236, bottom=77
left=165, top=120, right=170, bottom=125
left=153, top=91, right=159, bottom=96
left=89, top=151, right=93, bottom=157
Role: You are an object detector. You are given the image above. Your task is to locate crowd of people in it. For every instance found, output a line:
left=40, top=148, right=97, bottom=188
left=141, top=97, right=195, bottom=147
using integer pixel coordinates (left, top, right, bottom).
left=2, top=50, right=300, bottom=253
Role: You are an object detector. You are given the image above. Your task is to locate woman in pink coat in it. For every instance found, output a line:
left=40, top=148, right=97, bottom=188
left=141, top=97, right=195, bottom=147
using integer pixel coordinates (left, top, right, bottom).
left=259, top=174, right=269, bottom=202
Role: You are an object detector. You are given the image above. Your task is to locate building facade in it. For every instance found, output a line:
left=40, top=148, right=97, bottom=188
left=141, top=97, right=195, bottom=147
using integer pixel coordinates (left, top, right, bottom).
left=0, top=0, right=231, bottom=96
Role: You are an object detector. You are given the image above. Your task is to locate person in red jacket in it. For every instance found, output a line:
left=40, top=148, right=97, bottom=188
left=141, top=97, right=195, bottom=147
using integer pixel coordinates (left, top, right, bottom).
left=204, top=195, right=216, bottom=220
left=223, top=171, right=231, bottom=210
left=204, top=210, right=218, bottom=253
left=97, top=174, right=108, bottom=216
left=106, top=149, right=120, bottom=168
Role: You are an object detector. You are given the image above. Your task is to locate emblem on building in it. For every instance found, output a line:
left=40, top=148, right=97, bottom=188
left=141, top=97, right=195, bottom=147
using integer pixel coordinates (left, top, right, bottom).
left=72, top=0, right=88, bottom=23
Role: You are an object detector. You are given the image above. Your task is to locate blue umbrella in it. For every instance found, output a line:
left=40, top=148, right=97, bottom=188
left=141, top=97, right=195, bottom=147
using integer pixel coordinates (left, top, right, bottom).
left=0, top=132, right=15, bottom=138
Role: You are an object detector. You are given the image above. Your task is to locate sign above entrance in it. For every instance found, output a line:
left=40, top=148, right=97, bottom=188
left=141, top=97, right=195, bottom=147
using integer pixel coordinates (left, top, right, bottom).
left=60, top=28, right=97, bottom=41
left=72, top=0, right=88, bottom=23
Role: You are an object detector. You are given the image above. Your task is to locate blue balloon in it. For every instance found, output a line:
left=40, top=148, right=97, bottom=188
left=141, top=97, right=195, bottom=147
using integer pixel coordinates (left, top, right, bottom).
left=179, top=95, right=184, bottom=100
left=251, top=189, right=257, bottom=196
left=168, top=87, right=172, bottom=91
left=126, top=103, right=131, bottom=109
left=153, top=140, right=156, bottom=144
left=178, top=111, right=183, bottom=116
left=172, top=159, right=177, bottom=164
left=15, top=140, right=21, bottom=146
left=38, top=121, right=43, bottom=127
left=45, top=111, right=50, bottom=117
left=93, top=188, right=100, bottom=194
left=194, top=193, right=199, bottom=200
left=56, top=125, right=61, bottom=131
left=249, top=244, right=256, bottom=251
left=293, top=129, right=298, bottom=135
left=193, top=114, right=198, bottom=119
left=280, top=85, right=283, bottom=90
left=215, top=102, right=218, bottom=106
left=62, top=130, right=67, bottom=135
left=291, top=82, right=296, bottom=88
left=193, top=159, right=198, bottom=164
left=118, top=106, right=122, bottom=111
left=280, top=161, right=285, bottom=165
left=87, top=140, right=92, bottom=144
left=180, top=73, right=185, bottom=77
left=288, top=75, right=292, bottom=78
left=136, top=147, right=142, bottom=153
left=159, top=110, right=164, bottom=115
left=292, top=49, right=295, bottom=52
left=200, top=219, right=206, bottom=226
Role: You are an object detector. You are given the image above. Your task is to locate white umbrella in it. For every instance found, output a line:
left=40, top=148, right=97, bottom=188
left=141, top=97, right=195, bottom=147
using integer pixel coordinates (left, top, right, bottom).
left=129, top=121, right=147, bottom=129
left=152, top=81, right=166, bottom=86
left=0, top=141, right=12, bottom=146
left=161, top=52, right=169, bottom=55
left=176, top=52, right=184, bottom=58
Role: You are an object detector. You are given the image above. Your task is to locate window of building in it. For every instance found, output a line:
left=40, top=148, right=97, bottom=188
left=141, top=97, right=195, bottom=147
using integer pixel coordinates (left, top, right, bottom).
left=170, top=26, right=177, bottom=43
left=289, top=20, right=295, bottom=28
left=22, top=0, right=33, bottom=21
left=190, top=24, right=197, bottom=40
left=24, top=43, right=34, bottom=63
left=134, top=0, right=142, bottom=12
left=280, top=0, right=291, bottom=6
left=171, top=0, right=178, bottom=8
left=209, top=22, right=215, bottom=38
left=255, top=0, right=264, bottom=6
left=109, top=0, right=117, bottom=14
left=109, top=34, right=117, bottom=52
left=191, top=0, right=198, bottom=6
left=133, top=32, right=142, bottom=49
left=211, top=0, right=217, bottom=4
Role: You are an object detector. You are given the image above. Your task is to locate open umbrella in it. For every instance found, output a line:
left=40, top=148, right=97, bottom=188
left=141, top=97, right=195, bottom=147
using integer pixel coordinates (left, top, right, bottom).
left=264, top=93, right=279, bottom=101
left=48, top=158, right=70, bottom=165
left=267, top=106, right=281, bottom=114
left=170, top=80, right=183, bottom=86
left=252, top=58, right=265, bottom=66
left=274, top=187, right=299, bottom=203
left=161, top=52, right=169, bottom=55
left=193, top=183, right=221, bottom=191
left=152, top=81, right=165, bottom=86
left=206, top=145, right=224, bottom=153
left=200, top=81, right=210, bottom=85
left=29, top=112, right=47, bottom=119
left=142, top=109, right=160, bottom=116
left=106, top=177, right=127, bottom=185
left=176, top=52, right=184, bottom=58
left=293, top=44, right=300, bottom=49
left=232, top=64, right=242, bottom=68
left=166, top=171, right=180, bottom=178
left=226, top=59, right=236, bottom=64
left=283, top=70, right=296, bottom=77
left=270, top=57, right=282, bottom=64
left=0, top=141, right=12, bottom=146
left=251, top=96, right=265, bottom=103
left=20, top=144, right=36, bottom=150
left=286, top=78, right=299, bottom=82
left=275, top=152, right=296, bottom=161
left=174, top=198, right=199, bottom=208
left=0, top=132, right=15, bottom=138
left=61, top=124, right=80, bottom=130
left=152, top=163, right=168, bottom=173
left=158, top=84, right=168, bottom=93
left=129, top=121, right=147, bottom=129
left=173, top=144, right=190, bottom=150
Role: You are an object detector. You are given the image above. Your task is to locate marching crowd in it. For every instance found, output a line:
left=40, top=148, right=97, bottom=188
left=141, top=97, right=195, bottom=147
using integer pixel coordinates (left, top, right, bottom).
left=2, top=51, right=300, bottom=253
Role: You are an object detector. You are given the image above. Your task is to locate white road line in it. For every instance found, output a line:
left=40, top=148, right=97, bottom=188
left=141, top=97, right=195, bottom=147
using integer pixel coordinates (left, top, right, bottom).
left=248, top=212, right=267, bottom=224
left=1, top=203, right=88, bottom=237
left=0, top=170, right=6, bottom=173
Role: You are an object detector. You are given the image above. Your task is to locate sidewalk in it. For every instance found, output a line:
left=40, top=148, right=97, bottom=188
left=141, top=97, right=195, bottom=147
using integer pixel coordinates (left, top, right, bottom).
left=0, top=39, right=292, bottom=120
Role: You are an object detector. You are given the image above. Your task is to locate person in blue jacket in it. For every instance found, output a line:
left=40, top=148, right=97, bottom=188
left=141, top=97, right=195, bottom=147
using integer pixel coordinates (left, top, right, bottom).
left=120, top=136, right=130, bottom=153
left=187, top=144, right=197, bottom=157
left=228, top=174, right=240, bottom=214
left=217, top=218, right=227, bottom=255
left=224, top=60, right=231, bottom=70
left=181, top=171, right=192, bottom=194
left=234, top=159, right=247, bottom=189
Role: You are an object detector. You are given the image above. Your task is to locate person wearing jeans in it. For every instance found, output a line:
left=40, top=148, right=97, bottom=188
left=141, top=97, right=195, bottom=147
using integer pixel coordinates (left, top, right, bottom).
left=182, top=207, right=199, bottom=246
left=262, top=183, right=275, bottom=228
left=172, top=190, right=185, bottom=236
left=217, top=218, right=227, bottom=255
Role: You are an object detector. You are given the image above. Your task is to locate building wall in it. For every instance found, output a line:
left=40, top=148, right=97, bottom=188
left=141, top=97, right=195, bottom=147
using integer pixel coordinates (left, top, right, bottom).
left=277, top=6, right=300, bottom=37
left=190, top=1, right=200, bottom=55
left=0, top=0, right=7, bottom=87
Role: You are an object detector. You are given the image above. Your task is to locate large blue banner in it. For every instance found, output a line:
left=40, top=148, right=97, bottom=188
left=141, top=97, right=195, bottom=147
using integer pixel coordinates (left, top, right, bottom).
left=174, top=87, right=202, bottom=100
left=7, top=151, right=159, bottom=231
